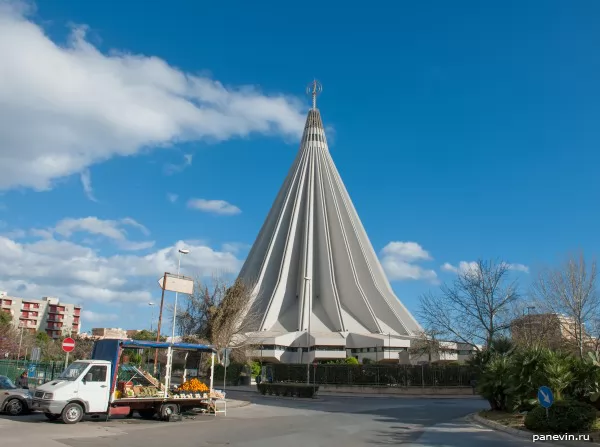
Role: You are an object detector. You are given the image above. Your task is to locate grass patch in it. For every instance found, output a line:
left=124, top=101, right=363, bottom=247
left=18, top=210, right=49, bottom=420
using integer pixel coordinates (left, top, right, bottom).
left=479, top=410, right=527, bottom=430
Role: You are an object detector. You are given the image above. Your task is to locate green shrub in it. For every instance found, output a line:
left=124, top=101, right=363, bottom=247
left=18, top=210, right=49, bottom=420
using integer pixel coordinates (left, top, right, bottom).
left=250, top=361, right=261, bottom=377
left=545, top=351, right=574, bottom=401
left=507, top=347, right=551, bottom=411
left=524, top=400, right=597, bottom=433
left=477, top=355, right=512, bottom=411
left=213, top=362, right=244, bottom=382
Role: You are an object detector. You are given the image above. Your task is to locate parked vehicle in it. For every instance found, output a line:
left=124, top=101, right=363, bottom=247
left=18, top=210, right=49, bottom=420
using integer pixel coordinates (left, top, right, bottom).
left=31, top=339, right=218, bottom=424
left=0, top=375, right=32, bottom=416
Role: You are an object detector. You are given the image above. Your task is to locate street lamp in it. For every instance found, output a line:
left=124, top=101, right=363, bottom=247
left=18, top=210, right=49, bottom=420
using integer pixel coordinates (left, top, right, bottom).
left=171, top=248, right=190, bottom=342
left=148, top=302, right=155, bottom=332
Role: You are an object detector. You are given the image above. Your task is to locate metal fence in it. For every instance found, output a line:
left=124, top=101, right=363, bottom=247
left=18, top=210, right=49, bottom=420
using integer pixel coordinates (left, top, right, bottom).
left=270, top=364, right=476, bottom=387
left=0, top=360, right=64, bottom=389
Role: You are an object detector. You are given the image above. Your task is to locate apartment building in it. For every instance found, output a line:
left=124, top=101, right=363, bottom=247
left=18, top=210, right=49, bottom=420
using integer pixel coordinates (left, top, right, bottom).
left=0, top=292, right=81, bottom=339
left=511, top=312, right=599, bottom=351
left=90, top=328, right=140, bottom=339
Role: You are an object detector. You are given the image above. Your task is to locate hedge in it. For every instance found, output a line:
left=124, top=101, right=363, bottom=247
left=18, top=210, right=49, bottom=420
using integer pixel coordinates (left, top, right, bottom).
left=257, top=382, right=319, bottom=398
left=524, top=400, right=597, bottom=433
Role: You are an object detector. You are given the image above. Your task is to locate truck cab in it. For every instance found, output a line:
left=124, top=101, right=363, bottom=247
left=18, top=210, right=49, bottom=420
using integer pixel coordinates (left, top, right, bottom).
left=32, top=360, right=111, bottom=424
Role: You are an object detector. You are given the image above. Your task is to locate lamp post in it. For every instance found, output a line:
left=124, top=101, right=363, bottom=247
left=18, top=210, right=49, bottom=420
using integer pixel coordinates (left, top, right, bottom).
left=148, top=302, right=155, bottom=332
left=171, top=248, right=189, bottom=342
left=304, top=276, right=311, bottom=385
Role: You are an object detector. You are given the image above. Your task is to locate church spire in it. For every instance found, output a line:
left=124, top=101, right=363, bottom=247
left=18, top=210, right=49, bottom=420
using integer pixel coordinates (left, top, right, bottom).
left=235, top=80, right=422, bottom=339
left=306, top=79, right=322, bottom=109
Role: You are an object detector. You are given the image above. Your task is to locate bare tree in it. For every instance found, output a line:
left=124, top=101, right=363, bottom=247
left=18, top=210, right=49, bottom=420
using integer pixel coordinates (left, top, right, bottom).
left=531, top=252, right=599, bottom=358
left=72, top=335, right=94, bottom=360
left=175, top=276, right=227, bottom=339
left=409, top=328, right=456, bottom=363
left=418, top=259, right=519, bottom=350
left=0, top=313, right=19, bottom=358
left=175, top=275, right=262, bottom=360
left=209, top=278, right=261, bottom=353
left=509, top=305, right=559, bottom=349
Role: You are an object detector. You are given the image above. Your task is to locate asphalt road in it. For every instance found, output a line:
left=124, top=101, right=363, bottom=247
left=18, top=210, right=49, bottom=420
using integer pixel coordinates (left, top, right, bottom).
left=1, top=392, right=541, bottom=447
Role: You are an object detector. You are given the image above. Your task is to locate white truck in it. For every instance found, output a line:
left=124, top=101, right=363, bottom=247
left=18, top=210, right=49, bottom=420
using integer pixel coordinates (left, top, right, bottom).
left=31, top=338, right=218, bottom=424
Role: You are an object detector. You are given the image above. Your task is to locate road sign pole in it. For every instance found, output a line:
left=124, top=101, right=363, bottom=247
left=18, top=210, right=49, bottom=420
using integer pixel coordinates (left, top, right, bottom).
left=61, top=338, right=75, bottom=369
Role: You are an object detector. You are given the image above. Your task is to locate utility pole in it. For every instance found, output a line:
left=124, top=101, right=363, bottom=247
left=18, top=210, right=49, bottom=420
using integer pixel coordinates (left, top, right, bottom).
left=154, top=272, right=168, bottom=376
left=170, top=249, right=189, bottom=343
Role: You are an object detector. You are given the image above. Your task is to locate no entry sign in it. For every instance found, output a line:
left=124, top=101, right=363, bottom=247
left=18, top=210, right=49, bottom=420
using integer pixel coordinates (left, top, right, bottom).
left=62, top=337, right=75, bottom=353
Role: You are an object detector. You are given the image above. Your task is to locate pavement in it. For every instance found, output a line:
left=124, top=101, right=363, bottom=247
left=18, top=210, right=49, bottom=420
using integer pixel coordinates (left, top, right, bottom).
left=0, top=392, right=561, bottom=446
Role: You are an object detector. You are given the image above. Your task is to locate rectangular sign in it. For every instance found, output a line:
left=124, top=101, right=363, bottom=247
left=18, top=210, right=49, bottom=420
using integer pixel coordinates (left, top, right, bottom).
left=158, top=274, right=194, bottom=295
left=31, top=347, right=41, bottom=362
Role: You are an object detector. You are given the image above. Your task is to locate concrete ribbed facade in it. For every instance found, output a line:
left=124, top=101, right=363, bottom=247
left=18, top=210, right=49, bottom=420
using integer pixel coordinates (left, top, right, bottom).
left=237, top=89, right=424, bottom=363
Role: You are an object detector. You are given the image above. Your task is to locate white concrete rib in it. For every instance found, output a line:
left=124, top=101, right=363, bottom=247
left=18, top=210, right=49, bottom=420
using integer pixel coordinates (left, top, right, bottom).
left=237, top=107, right=422, bottom=337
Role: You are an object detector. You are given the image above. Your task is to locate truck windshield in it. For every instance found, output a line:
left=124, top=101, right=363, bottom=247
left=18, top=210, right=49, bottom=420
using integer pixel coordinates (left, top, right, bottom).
left=57, top=362, right=89, bottom=381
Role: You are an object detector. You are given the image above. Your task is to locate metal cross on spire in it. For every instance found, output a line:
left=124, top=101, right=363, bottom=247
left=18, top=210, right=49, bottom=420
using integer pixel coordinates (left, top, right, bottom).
left=306, top=79, right=323, bottom=109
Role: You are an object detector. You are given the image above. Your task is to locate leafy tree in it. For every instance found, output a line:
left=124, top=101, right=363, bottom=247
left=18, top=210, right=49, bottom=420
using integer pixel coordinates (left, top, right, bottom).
left=0, top=311, right=11, bottom=327
left=132, top=329, right=166, bottom=341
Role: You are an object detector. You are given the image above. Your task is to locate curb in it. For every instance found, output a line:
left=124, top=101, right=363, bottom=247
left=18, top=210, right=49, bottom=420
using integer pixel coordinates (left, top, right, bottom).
left=470, top=413, right=533, bottom=439
left=226, top=399, right=252, bottom=410
left=226, top=399, right=253, bottom=409
left=319, top=392, right=483, bottom=399
left=470, top=413, right=599, bottom=446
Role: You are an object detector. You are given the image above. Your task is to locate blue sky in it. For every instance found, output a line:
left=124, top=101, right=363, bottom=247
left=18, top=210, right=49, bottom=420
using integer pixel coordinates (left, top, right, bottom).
left=0, top=0, right=599, bottom=332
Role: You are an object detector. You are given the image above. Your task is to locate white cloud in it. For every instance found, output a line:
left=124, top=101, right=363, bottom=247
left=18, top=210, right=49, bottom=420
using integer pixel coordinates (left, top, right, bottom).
left=30, top=228, right=53, bottom=239
left=442, top=261, right=529, bottom=274
left=164, top=153, right=193, bottom=175
left=187, top=198, right=241, bottom=215
left=81, top=310, right=118, bottom=324
left=380, top=241, right=437, bottom=282
left=503, top=262, right=529, bottom=273
left=221, top=242, right=251, bottom=254
left=0, top=2, right=306, bottom=192
left=0, top=223, right=244, bottom=306
left=52, top=216, right=153, bottom=251
left=167, top=193, right=178, bottom=203
left=80, top=169, right=97, bottom=202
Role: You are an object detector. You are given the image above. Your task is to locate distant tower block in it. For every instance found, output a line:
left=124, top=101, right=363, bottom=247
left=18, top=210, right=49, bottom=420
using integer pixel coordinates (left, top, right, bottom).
left=236, top=81, right=422, bottom=362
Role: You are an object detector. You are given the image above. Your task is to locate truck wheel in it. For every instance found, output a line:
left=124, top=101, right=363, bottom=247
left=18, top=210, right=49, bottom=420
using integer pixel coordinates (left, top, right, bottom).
left=61, top=403, right=84, bottom=424
left=44, top=413, right=60, bottom=421
left=159, top=403, right=179, bottom=421
left=5, top=398, right=27, bottom=416
left=138, top=409, right=156, bottom=420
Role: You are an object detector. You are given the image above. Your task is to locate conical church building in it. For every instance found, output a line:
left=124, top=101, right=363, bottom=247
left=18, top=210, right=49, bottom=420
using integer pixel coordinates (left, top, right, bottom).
left=236, top=81, right=423, bottom=363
